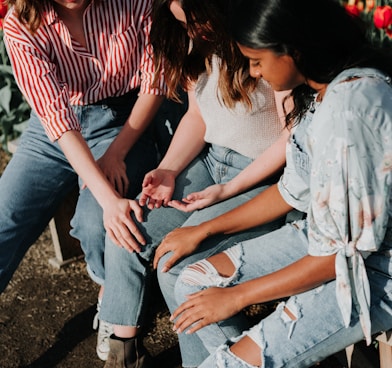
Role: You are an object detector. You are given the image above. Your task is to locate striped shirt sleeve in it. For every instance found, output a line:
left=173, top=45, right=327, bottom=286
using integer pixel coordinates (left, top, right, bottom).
left=3, top=13, right=80, bottom=140
left=3, top=0, right=166, bottom=141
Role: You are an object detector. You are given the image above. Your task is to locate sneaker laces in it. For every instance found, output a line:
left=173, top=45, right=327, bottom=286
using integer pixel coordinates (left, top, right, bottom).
left=97, top=319, right=113, bottom=345
left=93, top=298, right=102, bottom=330
left=93, top=299, right=113, bottom=361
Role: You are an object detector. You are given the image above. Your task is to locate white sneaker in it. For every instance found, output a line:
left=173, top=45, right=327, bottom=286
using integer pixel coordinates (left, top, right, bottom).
left=93, top=300, right=114, bottom=361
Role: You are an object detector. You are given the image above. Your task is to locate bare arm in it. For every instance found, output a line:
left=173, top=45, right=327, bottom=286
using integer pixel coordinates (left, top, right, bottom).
left=222, top=86, right=292, bottom=195
left=139, top=89, right=207, bottom=208
left=97, top=93, right=165, bottom=196
left=168, top=89, right=292, bottom=212
left=222, top=129, right=288, bottom=195
left=237, top=254, right=336, bottom=307
left=105, top=93, right=165, bottom=161
left=154, top=183, right=293, bottom=270
left=58, top=131, right=146, bottom=252
left=197, top=184, right=292, bottom=238
left=156, top=90, right=205, bottom=173
left=172, top=254, right=336, bottom=334
left=212, top=89, right=292, bottom=196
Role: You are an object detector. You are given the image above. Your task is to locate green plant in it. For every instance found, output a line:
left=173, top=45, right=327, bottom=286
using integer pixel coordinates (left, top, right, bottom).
left=0, top=8, right=31, bottom=152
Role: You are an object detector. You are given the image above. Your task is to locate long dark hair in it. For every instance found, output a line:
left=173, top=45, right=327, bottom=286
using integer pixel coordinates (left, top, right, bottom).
left=151, top=0, right=257, bottom=107
left=230, top=0, right=392, bottom=125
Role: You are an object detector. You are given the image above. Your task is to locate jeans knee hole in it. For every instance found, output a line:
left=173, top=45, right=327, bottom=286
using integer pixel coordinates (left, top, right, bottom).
left=283, top=306, right=297, bottom=321
left=181, top=259, right=220, bottom=286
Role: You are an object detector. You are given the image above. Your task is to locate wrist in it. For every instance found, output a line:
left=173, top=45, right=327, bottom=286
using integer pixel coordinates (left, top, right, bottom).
left=156, top=164, right=180, bottom=178
left=100, top=190, right=121, bottom=210
left=105, top=144, right=128, bottom=161
left=223, top=180, right=241, bottom=198
left=235, top=283, right=253, bottom=311
left=198, top=221, right=216, bottom=241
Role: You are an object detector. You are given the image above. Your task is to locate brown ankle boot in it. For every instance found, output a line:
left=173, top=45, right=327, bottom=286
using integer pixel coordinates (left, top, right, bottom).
left=104, top=336, right=152, bottom=368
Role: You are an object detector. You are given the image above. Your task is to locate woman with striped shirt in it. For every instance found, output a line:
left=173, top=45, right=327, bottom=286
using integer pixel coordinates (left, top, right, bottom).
left=0, top=0, right=165, bottom=364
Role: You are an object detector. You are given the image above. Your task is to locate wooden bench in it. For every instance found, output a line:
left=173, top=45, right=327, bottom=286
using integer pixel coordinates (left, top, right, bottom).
left=345, top=331, right=392, bottom=368
left=7, top=138, right=83, bottom=268
left=284, top=211, right=392, bottom=368
left=376, top=331, right=392, bottom=368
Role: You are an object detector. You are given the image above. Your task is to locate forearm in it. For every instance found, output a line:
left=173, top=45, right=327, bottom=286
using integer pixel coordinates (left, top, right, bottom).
left=158, top=113, right=206, bottom=174
left=158, top=90, right=206, bottom=175
left=236, top=254, right=336, bottom=309
left=105, top=93, right=165, bottom=160
left=58, top=130, right=119, bottom=208
left=198, top=184, right=293, bottom=238
left=224, top=129, right=289, bottom=198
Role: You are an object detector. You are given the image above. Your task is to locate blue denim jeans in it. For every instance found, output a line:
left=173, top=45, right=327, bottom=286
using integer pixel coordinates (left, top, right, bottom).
left=100, top=144, right=285, bottom=365
left=174, top=221, right=392, bottom=368
left=0, top=92, right=157, bottom=292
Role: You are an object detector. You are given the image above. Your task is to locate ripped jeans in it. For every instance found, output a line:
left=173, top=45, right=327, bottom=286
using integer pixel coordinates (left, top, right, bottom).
left=174, top=221, right=392, bottom=367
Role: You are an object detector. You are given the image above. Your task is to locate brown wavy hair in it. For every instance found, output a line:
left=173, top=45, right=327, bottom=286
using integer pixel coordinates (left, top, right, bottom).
left=5, top=0, right=47, bottom=33
left=151, top=0, right=257, bottom=108
left=5, top=0, right=100, bottom=34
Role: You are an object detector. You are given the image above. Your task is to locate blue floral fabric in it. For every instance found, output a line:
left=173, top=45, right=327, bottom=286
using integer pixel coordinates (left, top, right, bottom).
left=278, top=67, right=392, bottom=344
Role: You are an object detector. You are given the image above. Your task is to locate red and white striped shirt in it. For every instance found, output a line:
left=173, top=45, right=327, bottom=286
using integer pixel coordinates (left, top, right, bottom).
left=3, top=0, right=166, bottom=141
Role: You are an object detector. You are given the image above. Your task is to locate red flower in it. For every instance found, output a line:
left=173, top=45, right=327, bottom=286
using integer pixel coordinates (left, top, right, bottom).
left=0, top=2, right=7, bottom=18
left=374, top=5, right=392, bottom=29
left=0, top=1, right=7, bottom=30
left=386, top=28, right=392, bottom=38
left=345, top=4, right=362, bottom=17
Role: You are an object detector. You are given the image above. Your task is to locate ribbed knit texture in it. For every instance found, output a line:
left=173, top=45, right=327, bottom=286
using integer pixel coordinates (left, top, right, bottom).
left=195, top=56, right=282, bottom=159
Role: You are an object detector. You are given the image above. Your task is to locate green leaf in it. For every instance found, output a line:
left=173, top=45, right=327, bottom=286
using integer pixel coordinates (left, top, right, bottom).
left=0, top=83, right=12, bottom=115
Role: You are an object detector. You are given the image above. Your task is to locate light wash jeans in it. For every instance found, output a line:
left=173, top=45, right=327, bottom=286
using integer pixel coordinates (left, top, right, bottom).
left=100, top=144, right=285, bottom=365
left=0, top=91, right=157, bottom=292
left=174, top=221, right=392, bottom=368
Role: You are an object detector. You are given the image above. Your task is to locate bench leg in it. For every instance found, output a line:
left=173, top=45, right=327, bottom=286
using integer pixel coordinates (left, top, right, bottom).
left=345, top=344, right=354, bottom=368
left=377, top=331, right=392, bottom=368
left=8, top=138, right=83, bottom=268
left=48, top=187, right=83, bottom=268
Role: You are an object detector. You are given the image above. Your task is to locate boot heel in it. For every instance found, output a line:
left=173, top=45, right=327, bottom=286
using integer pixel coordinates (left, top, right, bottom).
left=104, top=336, right=153, bottom=368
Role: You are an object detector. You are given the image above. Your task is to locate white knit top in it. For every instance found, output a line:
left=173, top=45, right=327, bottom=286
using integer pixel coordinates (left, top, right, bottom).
left=195, top=56, right=283, bottom=159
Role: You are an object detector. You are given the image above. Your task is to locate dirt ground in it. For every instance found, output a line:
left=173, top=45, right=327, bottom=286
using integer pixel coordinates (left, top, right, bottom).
left=0, top=147, right=381, bottom=368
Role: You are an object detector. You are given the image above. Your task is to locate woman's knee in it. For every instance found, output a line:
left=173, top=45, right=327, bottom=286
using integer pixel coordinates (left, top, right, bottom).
left=157, top=253, right=180, bottom=294
left=174, top=245, right=243, bottom=303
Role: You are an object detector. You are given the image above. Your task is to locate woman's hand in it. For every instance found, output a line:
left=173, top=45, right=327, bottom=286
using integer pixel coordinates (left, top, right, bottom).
left=103, top=198, right=146, bottom=252
left=96, top=150, right=129, bottom=197
left=139, top=168, right=176, bottom=209
left=171, top=286, right=242, bottom=334
left=168, top=184, right=228, bottom=212
left=153, top=226, right=205, bottom=271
